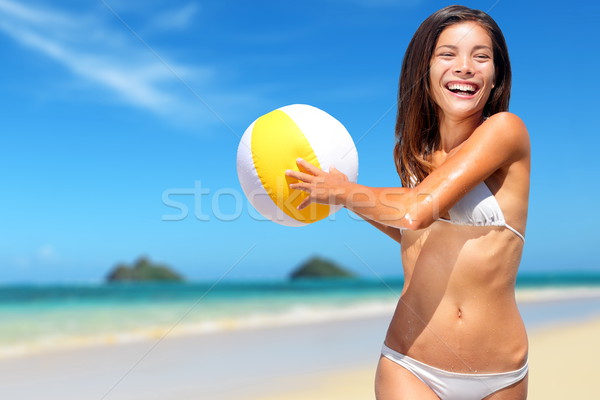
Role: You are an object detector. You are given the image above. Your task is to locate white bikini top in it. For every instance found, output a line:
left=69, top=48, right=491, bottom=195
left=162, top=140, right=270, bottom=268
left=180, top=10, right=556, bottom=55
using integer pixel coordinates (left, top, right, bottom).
left=438, top=181, right=525, bottom=241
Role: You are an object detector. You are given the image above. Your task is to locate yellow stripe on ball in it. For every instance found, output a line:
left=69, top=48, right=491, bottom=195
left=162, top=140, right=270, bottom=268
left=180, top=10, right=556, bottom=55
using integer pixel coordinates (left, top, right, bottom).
left=251, top=109, right=330, bottom=223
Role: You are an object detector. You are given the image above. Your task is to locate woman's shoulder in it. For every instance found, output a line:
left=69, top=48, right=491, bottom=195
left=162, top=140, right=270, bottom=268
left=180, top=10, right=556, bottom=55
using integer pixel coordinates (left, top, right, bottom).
left=483, top=112, right=528, bottom=138
left=477, top=112, right=530, bottom=159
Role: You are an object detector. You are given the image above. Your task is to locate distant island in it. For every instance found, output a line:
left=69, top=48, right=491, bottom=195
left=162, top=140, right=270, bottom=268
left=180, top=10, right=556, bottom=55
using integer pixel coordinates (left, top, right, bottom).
left=290, top=256, right=356, bottom=280
left=106, top=256, right=184, bottom=283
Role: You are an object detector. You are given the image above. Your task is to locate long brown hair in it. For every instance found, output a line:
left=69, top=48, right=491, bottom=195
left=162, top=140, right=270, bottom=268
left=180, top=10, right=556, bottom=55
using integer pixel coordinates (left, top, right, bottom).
left=394, top=5, right=512, bottom=187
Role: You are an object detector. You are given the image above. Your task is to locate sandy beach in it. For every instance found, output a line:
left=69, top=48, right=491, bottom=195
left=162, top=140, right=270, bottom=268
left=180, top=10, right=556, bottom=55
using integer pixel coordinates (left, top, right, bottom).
left=1, top=297, right=599, bottom=400
left=0, top=315, right=389, bottom=400
left=252, top=317, right=600, bottom=400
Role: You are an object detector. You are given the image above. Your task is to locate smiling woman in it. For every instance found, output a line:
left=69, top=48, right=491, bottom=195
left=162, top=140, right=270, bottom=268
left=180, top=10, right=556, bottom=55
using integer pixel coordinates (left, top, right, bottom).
left=285, top=5, right=530, bottom=400
left=394, top=8, right=512, bottom=188
left=429, top=23, right=496, bottom=116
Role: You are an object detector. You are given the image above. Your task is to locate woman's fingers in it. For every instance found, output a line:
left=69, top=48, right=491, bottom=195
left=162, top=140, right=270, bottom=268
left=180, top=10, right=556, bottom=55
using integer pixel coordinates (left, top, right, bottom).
left=289, top=182, right=308, bottom=191
left=288, top=181, right=313, bottom=209
left=285, top=169, right=312, bottom=182
left=285, top=158, right=340, bottom=210
left=285, top=158, right=326, bottom=183
left=297, top=195, right=312, bottom=210
left=296, top=158, right=321, bottom=174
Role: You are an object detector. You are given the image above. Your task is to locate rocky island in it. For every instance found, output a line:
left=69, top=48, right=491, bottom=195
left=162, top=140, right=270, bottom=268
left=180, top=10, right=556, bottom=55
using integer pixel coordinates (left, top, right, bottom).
left=290, top=256, right=355, bottom=280
left=106, top=256, right=184, bottom=282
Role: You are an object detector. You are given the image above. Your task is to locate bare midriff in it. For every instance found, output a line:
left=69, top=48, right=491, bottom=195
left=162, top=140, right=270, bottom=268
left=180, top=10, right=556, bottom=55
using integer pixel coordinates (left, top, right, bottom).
left=385, top=220, right=528, bottom=373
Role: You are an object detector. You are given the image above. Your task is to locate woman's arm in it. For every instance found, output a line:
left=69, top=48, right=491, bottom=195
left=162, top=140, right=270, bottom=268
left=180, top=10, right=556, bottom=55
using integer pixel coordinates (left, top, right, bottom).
left=354, top=211, right=403, bottom=244
left=286, top=112, right=529, bottom=230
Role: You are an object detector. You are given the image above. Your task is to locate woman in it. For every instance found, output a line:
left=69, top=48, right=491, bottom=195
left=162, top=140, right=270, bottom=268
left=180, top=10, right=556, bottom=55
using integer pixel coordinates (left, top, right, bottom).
left=285, top=5, right=530, bottom=400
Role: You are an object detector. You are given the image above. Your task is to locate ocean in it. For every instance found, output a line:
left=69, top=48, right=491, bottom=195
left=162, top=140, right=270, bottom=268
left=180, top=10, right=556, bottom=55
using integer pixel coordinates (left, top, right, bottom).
left=2, top=272, right=600, bottom=359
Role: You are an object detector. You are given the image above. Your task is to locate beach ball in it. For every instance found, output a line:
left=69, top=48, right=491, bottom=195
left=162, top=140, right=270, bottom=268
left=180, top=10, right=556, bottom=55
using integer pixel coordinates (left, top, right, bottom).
left=237, top=104, right=359, bottom=226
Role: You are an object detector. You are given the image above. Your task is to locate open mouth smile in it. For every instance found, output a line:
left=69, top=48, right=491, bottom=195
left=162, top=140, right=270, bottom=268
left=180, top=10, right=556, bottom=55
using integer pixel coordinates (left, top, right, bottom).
left=445, top=81, right=480, bottom=97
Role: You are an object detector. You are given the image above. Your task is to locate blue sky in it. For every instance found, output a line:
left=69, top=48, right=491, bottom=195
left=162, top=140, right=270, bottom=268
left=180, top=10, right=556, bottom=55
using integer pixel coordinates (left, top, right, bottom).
left=1, top=0, right=598, bottom=283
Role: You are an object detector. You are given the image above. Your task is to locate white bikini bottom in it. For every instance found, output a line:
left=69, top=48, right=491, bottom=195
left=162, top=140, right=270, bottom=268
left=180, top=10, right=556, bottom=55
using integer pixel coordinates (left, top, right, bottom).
left=381, top=343, right=528, bottom=400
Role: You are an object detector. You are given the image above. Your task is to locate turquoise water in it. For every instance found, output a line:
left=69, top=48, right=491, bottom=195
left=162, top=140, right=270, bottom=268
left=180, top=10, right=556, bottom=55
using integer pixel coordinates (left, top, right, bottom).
left=1, top=273, right=600, bottom=357
left=0, top=279, right=400, bottom=356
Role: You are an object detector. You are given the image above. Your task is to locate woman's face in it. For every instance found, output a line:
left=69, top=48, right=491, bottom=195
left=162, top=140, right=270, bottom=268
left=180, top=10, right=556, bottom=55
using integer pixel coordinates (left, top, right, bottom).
left=429, top=22, right=495, bottom=120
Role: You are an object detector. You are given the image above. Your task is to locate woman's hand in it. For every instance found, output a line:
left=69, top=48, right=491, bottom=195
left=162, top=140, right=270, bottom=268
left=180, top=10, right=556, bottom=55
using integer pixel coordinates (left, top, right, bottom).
left=285, top=158, right=351, bottom=210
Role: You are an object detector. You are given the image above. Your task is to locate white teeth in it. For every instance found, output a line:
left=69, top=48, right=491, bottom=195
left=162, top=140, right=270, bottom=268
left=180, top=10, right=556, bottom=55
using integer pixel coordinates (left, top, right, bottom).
left=447, top=83, right=477, bottom=93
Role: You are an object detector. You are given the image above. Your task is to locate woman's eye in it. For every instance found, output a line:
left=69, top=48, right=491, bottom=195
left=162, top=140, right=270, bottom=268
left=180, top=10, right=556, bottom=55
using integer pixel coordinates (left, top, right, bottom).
left=439, top=53, right=454, bottom=57
left=475, top=54, right=491, bottom=59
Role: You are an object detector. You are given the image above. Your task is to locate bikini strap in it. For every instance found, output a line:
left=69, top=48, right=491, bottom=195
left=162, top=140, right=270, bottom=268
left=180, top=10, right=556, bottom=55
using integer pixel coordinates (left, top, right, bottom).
left=503, top=223, right=525, bottom=242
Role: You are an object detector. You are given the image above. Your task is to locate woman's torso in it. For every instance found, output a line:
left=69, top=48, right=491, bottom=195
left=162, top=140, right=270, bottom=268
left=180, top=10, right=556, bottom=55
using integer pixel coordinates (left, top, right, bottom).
left=385, top=158, right=530, bottom=373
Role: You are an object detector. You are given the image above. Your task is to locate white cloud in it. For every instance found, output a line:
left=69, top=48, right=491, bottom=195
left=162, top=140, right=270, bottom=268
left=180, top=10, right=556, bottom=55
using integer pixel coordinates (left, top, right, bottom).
left=0, top=0, right=248, bottom=128
left=149, top=2, right=200, bottom=31
left=0, top=0, right=73, bottom=25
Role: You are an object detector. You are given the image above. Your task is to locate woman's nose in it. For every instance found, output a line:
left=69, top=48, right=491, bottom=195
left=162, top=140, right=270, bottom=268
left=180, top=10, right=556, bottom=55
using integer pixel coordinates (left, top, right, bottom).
left=454, top=57, right=474, bottom=76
